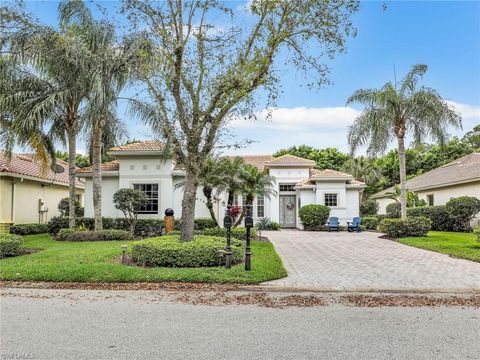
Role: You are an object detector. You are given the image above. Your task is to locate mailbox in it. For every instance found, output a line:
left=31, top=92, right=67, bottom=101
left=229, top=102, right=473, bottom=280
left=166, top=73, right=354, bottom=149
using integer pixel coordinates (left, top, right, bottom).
left=223, top=215, right=233, bottom=228
left=245, top=216, right=254, bottom=228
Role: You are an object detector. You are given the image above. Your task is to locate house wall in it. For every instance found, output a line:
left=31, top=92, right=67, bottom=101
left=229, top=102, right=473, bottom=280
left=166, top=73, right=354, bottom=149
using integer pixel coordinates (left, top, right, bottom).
left=84, top=177, right=120, bottom=218
left=375, top=181, right=480, bottom=227
left=0, top=176, right=84, bottom=224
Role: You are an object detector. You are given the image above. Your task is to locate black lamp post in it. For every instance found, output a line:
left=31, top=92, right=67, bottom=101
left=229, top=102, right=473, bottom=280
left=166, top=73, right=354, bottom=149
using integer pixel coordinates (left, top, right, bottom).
left=244, top=204, right=253, bottom=271
left=223, top=204, right=233, bottom=269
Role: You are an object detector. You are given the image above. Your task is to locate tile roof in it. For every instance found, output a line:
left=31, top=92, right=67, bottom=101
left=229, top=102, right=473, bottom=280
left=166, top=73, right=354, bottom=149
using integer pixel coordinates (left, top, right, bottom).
left=0, top=152, right=84, bottom=187
left=227, top=155, right=274, bottom=170
left=372, top=153, right=480, bottom=198
left=108, top=140, right=166, bottom=154
left=309, top=168, right=353, bottom=179
left=266, top=154, right=316, bottom=167
left=77, top=160, right=120, bottom=174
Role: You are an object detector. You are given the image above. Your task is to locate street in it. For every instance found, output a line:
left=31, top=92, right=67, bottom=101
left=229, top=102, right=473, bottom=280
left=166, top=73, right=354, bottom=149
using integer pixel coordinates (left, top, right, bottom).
left=1, top=288, right=479, bottom=360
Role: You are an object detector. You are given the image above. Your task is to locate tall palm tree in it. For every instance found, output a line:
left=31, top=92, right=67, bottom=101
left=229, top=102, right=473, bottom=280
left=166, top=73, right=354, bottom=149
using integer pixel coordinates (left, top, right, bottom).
left=235, top=164, right=276, bottom=226
left=342, top=156, right=380, bottom=186
left=347, top=64, right=461, bottom=218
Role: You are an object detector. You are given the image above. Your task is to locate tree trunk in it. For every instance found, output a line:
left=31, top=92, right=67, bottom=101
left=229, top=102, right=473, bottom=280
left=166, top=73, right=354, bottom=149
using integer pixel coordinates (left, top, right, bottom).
left=67, top=131, right=77, bottom=228
left=180, top=170, right=199, bottom=241
left=235, top=194, right=253, bottom=226
left=397, top=136, right=407, bottom=219
left=92, top=124, right=103, bottom=231
left=203, top=186, right=218, bottom=227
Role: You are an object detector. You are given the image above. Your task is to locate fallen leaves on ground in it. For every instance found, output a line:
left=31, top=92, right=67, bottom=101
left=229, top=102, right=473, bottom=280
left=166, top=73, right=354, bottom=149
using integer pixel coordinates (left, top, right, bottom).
left=339, top=294, right=480, bottom=308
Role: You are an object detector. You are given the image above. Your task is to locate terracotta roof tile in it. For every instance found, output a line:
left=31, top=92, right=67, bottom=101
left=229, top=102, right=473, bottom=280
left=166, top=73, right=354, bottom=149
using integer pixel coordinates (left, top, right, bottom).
left=226, top=155, right=273, bottom=170
left=0, top=152, right=84, bottom=187
left=77, top=160, right=119, bottom=174
left=372, top=153, right=480, bottom=198
left=266, top=154, right=316, bottom=167
left=309, top=168, right=353, bottom=179
left=108, top=140, right=166, bottom=153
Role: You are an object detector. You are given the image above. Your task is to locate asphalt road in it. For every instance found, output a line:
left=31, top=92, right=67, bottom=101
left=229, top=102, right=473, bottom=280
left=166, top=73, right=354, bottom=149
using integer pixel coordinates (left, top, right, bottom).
left=1, top=288, right=479, bottom=360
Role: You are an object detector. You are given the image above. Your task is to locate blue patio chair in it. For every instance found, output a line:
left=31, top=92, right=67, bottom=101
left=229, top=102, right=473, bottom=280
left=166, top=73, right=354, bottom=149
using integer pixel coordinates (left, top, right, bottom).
left=347, top=217, right=362, bottom=232
left=327, top=217, right=340, bottom=232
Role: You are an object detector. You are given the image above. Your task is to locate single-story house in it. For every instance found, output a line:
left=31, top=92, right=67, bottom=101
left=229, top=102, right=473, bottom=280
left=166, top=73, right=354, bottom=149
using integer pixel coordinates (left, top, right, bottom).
left=0, top=152, right=85, bottom=224
left=372, top=153, right=480, bottom=227
left=77, top=140, right=366, bottom=229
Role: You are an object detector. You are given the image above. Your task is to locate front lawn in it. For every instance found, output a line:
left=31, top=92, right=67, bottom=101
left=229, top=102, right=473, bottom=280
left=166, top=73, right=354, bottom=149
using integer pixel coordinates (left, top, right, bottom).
left=399, top=231, right=480, bottom=262
left=0, top=234, right=287, bottom=284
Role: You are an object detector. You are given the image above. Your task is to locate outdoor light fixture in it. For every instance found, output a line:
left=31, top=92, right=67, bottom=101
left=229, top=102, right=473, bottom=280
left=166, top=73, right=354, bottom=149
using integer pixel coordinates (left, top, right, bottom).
left=121, top=244, right=127, bottom=263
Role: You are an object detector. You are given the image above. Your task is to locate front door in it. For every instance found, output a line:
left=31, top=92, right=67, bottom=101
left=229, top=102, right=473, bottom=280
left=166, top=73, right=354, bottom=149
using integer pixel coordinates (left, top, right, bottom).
left=279, top=195, right=296, bottom=228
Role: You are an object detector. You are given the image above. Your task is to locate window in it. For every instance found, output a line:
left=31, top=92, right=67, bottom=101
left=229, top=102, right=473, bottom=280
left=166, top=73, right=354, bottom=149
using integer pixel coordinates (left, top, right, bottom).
left=233, top=194, right=239, bottom=205
left=324, top=193, right=338, bottom=207
left=133, top=183, right=159, bottom=214
left=427, top=194, right=434, bottom=206
left=279, top=184, right=295, bottom=192
left=257, top=196, right=264, bottom=217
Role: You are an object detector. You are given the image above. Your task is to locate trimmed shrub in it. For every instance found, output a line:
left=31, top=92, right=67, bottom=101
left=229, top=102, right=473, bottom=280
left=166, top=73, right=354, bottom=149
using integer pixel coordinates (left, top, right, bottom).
left=362, top=217, right=379, bottom=231
left=446, top=196, right=480, bottom=232
left=378, top=217, right=432, bottom=238
left=0, top=233, right=23, bottom=258
left=407, top=205, right=453, bottom=231
left=57, top=197, right=83, bottom=217
left=56, top=229, right=132, bottom=241
left=193, top=218, right=218, bottom=230
left=386, top=202, right=401, bottom=218
left=298, top=205, right=330, bottom=231
left=360, top=199, right=379, bottom=217
left=131, top=235, right=244, bottom=267
left=203, top=227, right=256, bottom=240
left=10, top=223, right=49, bottom=235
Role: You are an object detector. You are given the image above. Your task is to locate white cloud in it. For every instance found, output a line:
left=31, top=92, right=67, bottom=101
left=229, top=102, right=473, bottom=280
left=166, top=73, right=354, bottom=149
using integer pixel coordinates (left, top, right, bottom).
left=446, top=100, right=480, bottom=120
left=229, top=106, right=361, bottom=130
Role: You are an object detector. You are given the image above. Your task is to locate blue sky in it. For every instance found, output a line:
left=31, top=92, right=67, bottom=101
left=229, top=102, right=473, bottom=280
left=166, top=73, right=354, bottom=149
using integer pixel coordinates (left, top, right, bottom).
left=22, top=0, right=480, bottom=155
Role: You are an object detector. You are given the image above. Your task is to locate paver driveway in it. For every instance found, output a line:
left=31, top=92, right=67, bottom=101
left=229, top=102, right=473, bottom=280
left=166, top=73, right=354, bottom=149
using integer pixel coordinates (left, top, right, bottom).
left=262, top=230, right=480, bottom=291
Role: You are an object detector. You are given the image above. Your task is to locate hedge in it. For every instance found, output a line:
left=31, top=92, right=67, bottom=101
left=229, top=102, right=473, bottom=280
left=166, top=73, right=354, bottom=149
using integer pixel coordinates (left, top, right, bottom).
left=386, top=202, right=401, bottom=218
left=169, top=227, right=256, bottom=241
left=10, top=223, right=49, bottom=235
left=299, top=205, right=330, bottom=231
left=56, top=229, right=132, bottom=241
left=378, top=217, right=432, bottom=238
left=0, top=233, right=23, bottom=258
left=131, top=235, right=244, bottom=267
left=362, top=217, right=379, bottom=231
left=407, top=205, right=453, bottom=231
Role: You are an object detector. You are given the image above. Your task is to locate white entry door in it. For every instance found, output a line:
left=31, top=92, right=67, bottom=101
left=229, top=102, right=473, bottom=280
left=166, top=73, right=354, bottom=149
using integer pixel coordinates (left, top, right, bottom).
left=279, top=195, right=296, bottom=228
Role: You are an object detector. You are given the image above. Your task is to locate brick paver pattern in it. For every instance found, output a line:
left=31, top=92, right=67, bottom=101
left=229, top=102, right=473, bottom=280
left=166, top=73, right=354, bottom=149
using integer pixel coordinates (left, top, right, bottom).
left=263, top=230, right=480, bottom=291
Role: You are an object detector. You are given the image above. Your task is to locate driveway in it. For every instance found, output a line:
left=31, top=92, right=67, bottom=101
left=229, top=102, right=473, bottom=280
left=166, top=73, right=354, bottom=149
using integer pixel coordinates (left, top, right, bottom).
left=263, top=230, right=480, bottom=291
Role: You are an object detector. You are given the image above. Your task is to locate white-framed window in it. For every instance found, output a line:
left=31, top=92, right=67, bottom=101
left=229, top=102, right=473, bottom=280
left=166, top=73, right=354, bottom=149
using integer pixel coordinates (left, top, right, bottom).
left=257, top=196, right=264, bottom=217
left=279, top=184, right=296, bottom=192
left=427, top=194, right=434, bottom=206
left=133, top=183, right=159, bottom=214
left=233, top=194, right=239, bottom=205
left=324, top=193, right=338, bottom=207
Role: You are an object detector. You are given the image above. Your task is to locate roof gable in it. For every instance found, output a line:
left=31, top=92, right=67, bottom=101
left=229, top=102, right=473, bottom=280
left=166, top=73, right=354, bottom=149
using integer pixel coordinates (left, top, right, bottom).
left=266, top=154, right=316, bottom=168
left=108, top=140, right=166, bottom=155
left=77, top=160, right=119, bottom=174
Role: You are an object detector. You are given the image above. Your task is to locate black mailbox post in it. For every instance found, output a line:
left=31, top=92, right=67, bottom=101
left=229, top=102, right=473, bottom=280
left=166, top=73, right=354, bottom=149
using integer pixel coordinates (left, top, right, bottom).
left=244, top=204, right=253, bottom=271
left=223, top=205, right=233, bottom=269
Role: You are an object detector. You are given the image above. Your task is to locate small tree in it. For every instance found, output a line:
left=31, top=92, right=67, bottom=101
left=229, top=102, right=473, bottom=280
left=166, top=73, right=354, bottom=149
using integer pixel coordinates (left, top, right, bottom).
left=58, top=197, right=82, bottom=218
left=446, top=196, right=480, bottom=232
left=113, top=188, right=148, bottom=235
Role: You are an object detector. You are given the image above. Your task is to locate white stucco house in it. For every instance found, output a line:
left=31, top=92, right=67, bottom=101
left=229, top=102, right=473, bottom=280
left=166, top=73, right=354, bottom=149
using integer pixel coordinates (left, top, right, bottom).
left=372, top=153, right=480, bottom=227
left=77, top=141, right=366, bottom=228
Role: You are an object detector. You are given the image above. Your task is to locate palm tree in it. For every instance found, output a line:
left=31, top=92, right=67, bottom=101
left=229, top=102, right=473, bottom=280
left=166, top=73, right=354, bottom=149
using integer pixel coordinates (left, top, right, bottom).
left=347, top=64, right=461, bottom=218
left=235, top=164, right=276, bottom=226
left=342, top=156, right=380, bottom=186
left=217, top=157, right=246, bottom=206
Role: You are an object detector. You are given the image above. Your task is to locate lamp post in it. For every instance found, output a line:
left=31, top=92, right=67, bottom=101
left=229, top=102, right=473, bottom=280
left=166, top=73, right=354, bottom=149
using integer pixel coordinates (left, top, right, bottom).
left=121, top=244, right=127, bottom=263
left=223, top=204, right=233, bottom=269
left=244, top=204, right=253, bottom=271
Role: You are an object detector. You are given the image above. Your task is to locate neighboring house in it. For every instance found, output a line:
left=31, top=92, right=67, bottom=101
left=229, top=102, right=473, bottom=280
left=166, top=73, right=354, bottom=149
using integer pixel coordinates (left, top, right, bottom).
left=78, top=141, right=366, bottom=228
left=372, top=153, right=480, bottom=227
left=0, top=152, right=85, bottom=224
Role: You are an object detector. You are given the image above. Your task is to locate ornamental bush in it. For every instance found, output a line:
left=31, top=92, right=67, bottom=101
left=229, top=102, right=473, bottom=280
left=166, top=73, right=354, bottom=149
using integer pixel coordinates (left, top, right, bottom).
left=362, top=217, right=379, bottom=231
left=407, top=205, right=453, bottom=231
left=10, top=223, right=49, bottom=235
left=131, top=235, right=244, bottom=267
left=445, top=196, right=480, bottom=232
left=298, top=205, right=330, bottom=230
left=360, top=199, right=379, bottom=217
left=255, top=217, right=280, bottom=230
left=386, top=202, right=401, bottom=218
left=56, top=229, right=132, bottom=241
left=192, top=218, right=218, bottom=230
left=378, top=217, right=432, bottom=238
left=0, top=233, right=23, bottom=258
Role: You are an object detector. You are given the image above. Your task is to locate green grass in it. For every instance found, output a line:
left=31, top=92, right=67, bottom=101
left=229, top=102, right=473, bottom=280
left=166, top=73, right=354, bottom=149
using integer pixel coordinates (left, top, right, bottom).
left=0, top=234, right=287, bottom=284
left=399, top=231, right=480, bottom=262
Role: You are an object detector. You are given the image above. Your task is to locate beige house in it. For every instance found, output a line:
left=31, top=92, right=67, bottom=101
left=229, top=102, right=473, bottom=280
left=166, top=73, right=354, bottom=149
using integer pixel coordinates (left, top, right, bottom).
left=372, top=153, right=480, bottom=227
left=0, top=152, right=85, bottom=224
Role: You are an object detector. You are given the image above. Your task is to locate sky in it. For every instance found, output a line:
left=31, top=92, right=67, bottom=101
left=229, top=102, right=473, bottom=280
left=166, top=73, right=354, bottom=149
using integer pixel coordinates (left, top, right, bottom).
left=19, top=0, right=480, bottom=156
